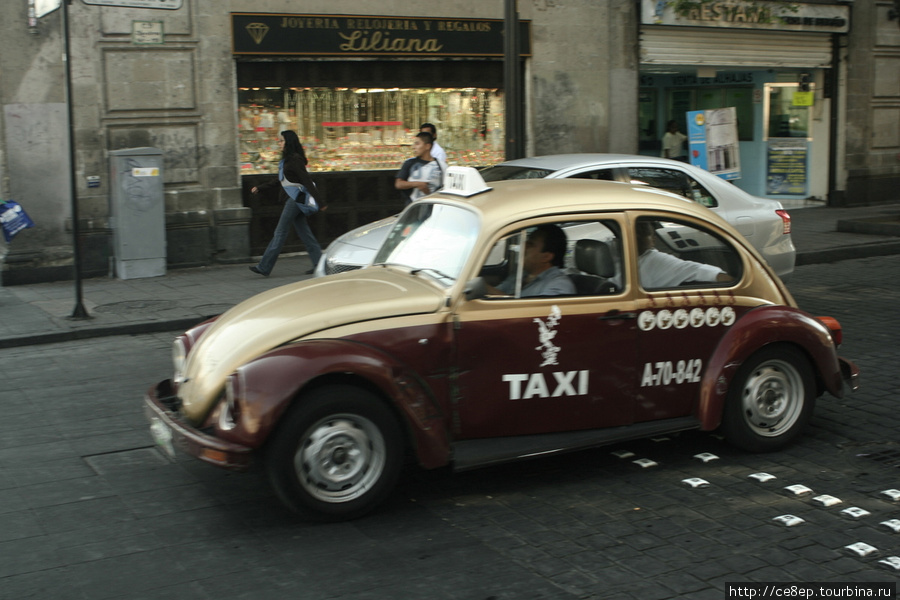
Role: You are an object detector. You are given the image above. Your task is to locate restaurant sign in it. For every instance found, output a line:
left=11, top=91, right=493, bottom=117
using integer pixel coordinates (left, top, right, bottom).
left=642, top=1, right=850, bottom=34
left=232, top=13, right=532, bottom=57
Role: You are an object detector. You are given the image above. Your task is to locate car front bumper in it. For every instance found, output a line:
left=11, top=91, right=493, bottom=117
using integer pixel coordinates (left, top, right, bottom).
left=144, top=380, right=252, bottom=471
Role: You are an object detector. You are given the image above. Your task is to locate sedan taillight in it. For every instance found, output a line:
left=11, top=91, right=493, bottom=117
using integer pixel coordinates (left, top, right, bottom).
left=776, top=209, right=792, bottom=234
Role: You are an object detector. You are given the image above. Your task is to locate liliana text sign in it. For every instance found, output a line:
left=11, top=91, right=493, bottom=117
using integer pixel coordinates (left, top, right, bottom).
left=82, top=0, right=182, bottom=8
left=232, top=14, right=532, bottom=57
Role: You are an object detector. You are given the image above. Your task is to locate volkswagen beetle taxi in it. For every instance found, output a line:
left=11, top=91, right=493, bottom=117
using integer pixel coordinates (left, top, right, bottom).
left=145, top=167, right=858, bottom=521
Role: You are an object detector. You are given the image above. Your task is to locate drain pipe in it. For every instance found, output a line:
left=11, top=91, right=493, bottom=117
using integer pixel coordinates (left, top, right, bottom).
left=827, top=32, right=842, bottom=206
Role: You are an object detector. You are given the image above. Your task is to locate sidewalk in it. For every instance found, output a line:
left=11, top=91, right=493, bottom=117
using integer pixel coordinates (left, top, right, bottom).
left=1, top=203, right=898, bottom=349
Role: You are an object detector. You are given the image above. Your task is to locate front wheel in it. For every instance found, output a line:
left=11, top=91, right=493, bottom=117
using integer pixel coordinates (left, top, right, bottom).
left=266, top=385, right=403, bottom=521
left=721, top=346, right=816, bottom=452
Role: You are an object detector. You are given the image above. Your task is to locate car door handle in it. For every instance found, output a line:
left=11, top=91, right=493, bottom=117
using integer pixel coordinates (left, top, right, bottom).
left=598, top=310, right=637, bottom=321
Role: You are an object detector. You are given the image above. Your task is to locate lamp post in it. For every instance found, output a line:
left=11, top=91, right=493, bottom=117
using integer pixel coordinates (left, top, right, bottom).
left=62, top=0, right=90, bottom=319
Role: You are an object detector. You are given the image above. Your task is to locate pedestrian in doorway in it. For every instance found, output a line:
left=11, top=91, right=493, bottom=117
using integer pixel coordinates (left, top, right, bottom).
left=249, top=130, right=325, bottom=276
left=395, top=131, right=446, bottom=205
left=662, top=119, right=688, bottom=162
left=419, top=122, right=447, bottom=164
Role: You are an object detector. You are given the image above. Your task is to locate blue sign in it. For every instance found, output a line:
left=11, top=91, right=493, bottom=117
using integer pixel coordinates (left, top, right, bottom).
left=686, top=110, right=708, bottom=171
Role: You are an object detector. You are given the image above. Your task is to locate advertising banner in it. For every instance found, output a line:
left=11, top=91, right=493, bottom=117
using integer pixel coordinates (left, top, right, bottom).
left=687, top=110, right=709, bottom=171
left=687, top=108, right=741, bottom=181
left=766, top=139, right=808, bottom=196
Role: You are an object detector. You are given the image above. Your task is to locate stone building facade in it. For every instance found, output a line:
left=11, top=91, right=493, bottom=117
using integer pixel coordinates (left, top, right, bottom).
left=842, top=0, right=900, bottom=205
left=0, top=0, right=896, bottom=285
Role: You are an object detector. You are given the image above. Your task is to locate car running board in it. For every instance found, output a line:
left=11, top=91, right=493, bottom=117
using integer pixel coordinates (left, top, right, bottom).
left=452, top=416, right=701, bottom=471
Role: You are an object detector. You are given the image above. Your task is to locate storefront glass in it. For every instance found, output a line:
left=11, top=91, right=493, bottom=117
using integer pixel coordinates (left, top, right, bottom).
left=238, top=86, right=505, bottom=174
left=764, top=83, right=812, bottom=140
left=638, top=89, right=658, bottom=151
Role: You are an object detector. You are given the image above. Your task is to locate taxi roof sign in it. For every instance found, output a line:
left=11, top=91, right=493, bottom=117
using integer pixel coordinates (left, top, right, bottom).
left=442, top=166, right=492, bottom=198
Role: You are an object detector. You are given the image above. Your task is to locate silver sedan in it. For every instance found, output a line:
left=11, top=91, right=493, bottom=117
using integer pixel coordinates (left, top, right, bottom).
left=315, top=154, right=795, bottom=277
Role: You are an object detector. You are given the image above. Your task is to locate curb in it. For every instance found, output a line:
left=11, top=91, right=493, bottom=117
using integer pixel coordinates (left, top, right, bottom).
left=0, top=316, right=211, bottom=350
left=794, top=240, right=900, bottom=266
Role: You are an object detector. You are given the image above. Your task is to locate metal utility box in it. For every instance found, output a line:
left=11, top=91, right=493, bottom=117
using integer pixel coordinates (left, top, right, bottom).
left=109, top=147, right=166, bottom=279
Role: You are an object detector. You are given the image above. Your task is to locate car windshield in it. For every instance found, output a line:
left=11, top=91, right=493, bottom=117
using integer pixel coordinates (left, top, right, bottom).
left=480, top=165, right=553, bottom=182
left=373, top=202, right=480, bottom=285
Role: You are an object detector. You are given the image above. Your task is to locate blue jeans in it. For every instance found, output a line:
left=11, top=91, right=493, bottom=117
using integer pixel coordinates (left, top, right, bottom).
left=255, top=199, right=322, bottom=275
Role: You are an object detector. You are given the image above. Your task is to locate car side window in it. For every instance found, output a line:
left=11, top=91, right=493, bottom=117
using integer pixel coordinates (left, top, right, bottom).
left=628, top=168, right=691, bottom=197
left=684, top=176, right=718, bottom=208
left=479, top=220, right=623, bottom=299
left=563, top=220, right=624, bottom=296
left=635, top=217, right=741, bottom=290
left=627, top=168, right=718, bottom=208
left=568, top=169, right=616, bottom=181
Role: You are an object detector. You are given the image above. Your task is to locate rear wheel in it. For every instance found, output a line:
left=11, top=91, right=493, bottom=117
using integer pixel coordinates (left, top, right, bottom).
left=266, top=385, right=403, bottom=521
left=722, top=346, right=815, bottom=452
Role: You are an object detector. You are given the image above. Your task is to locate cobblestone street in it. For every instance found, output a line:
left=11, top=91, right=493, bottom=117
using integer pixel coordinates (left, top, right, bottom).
left=0, top=255, right=897, bottom=599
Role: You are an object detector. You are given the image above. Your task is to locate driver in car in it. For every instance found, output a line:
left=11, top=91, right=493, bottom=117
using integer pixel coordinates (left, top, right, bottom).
left=489, top=224, right=576, bottom=297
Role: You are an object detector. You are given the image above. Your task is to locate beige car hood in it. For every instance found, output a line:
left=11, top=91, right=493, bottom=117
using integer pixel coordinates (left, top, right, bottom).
left=178, top=268, right=446, bottom=421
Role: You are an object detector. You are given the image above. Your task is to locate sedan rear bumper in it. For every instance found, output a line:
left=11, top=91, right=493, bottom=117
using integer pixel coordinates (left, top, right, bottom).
left=144, top=380, right=252, bottom=471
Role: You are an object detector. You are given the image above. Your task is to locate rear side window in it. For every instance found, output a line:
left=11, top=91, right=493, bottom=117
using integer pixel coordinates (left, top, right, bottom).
left=567, top=169, right=616, bottom=181
left=480, top=166, right=553, bottom=182
left=634, top=217, right=741, bottom=290
left=627, top=167, right=718, bottom=208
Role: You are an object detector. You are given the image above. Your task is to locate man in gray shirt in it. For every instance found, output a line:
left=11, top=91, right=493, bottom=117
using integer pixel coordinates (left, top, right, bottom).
left=494, top=224, right=576, bottom=297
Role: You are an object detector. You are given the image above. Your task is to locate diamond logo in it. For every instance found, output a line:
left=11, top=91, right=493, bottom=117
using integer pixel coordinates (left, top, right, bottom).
left=246, top=22, right=269, bottom=45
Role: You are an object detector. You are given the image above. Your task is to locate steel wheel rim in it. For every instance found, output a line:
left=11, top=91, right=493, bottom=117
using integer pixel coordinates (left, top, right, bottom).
left=740, top=359, right=804, bottom=437
left=296, top=414, right=386, bottom=504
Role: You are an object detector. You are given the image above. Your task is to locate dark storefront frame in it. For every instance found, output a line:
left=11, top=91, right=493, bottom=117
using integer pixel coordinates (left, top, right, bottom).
left=234, top=13, right=530, bottom=256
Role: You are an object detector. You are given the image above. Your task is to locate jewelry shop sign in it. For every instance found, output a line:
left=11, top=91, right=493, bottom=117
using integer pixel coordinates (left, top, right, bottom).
left=232, top=13, right=532, bottom=57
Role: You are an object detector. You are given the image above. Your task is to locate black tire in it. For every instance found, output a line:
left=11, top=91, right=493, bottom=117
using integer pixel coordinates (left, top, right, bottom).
left=265, top=385, right=403, bottom=521
left=721, top=345, right=816, bottom=452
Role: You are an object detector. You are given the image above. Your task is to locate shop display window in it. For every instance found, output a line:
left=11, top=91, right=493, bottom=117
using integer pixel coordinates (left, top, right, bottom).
left=638, top=88, right=659, bottom=152
left=764, top=83, right=813, bottom=140
left=238, top=87, right=505, bottom=174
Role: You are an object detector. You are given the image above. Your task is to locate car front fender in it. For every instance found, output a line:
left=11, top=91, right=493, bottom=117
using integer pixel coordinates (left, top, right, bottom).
left=697, top=305, right=843, bottom=430
left=211, top=339, right=451, bottom=469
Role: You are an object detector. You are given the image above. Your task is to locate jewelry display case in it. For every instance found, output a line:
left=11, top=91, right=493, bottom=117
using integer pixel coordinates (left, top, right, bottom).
left=238, top=86, right=505, bottom=174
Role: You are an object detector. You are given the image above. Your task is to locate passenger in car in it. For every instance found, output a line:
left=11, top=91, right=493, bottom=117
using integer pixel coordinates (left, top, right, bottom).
left=491, top=224, right=576, bottom=297
left=636, top=221, right=732, bottom=288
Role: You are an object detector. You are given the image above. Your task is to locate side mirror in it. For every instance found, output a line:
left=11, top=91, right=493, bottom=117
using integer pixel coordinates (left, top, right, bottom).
left=464, top=277, right=488, bottom=301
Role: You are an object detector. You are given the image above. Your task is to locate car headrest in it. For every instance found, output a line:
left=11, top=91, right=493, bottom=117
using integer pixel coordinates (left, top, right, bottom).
left=574, top=239, right=614, bottom=278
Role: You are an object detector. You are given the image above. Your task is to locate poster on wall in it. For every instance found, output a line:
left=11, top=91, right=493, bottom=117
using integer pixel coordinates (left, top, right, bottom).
left=686, top=108, right=741, bottom=181
left=766, top=139, right=808, bottom=196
